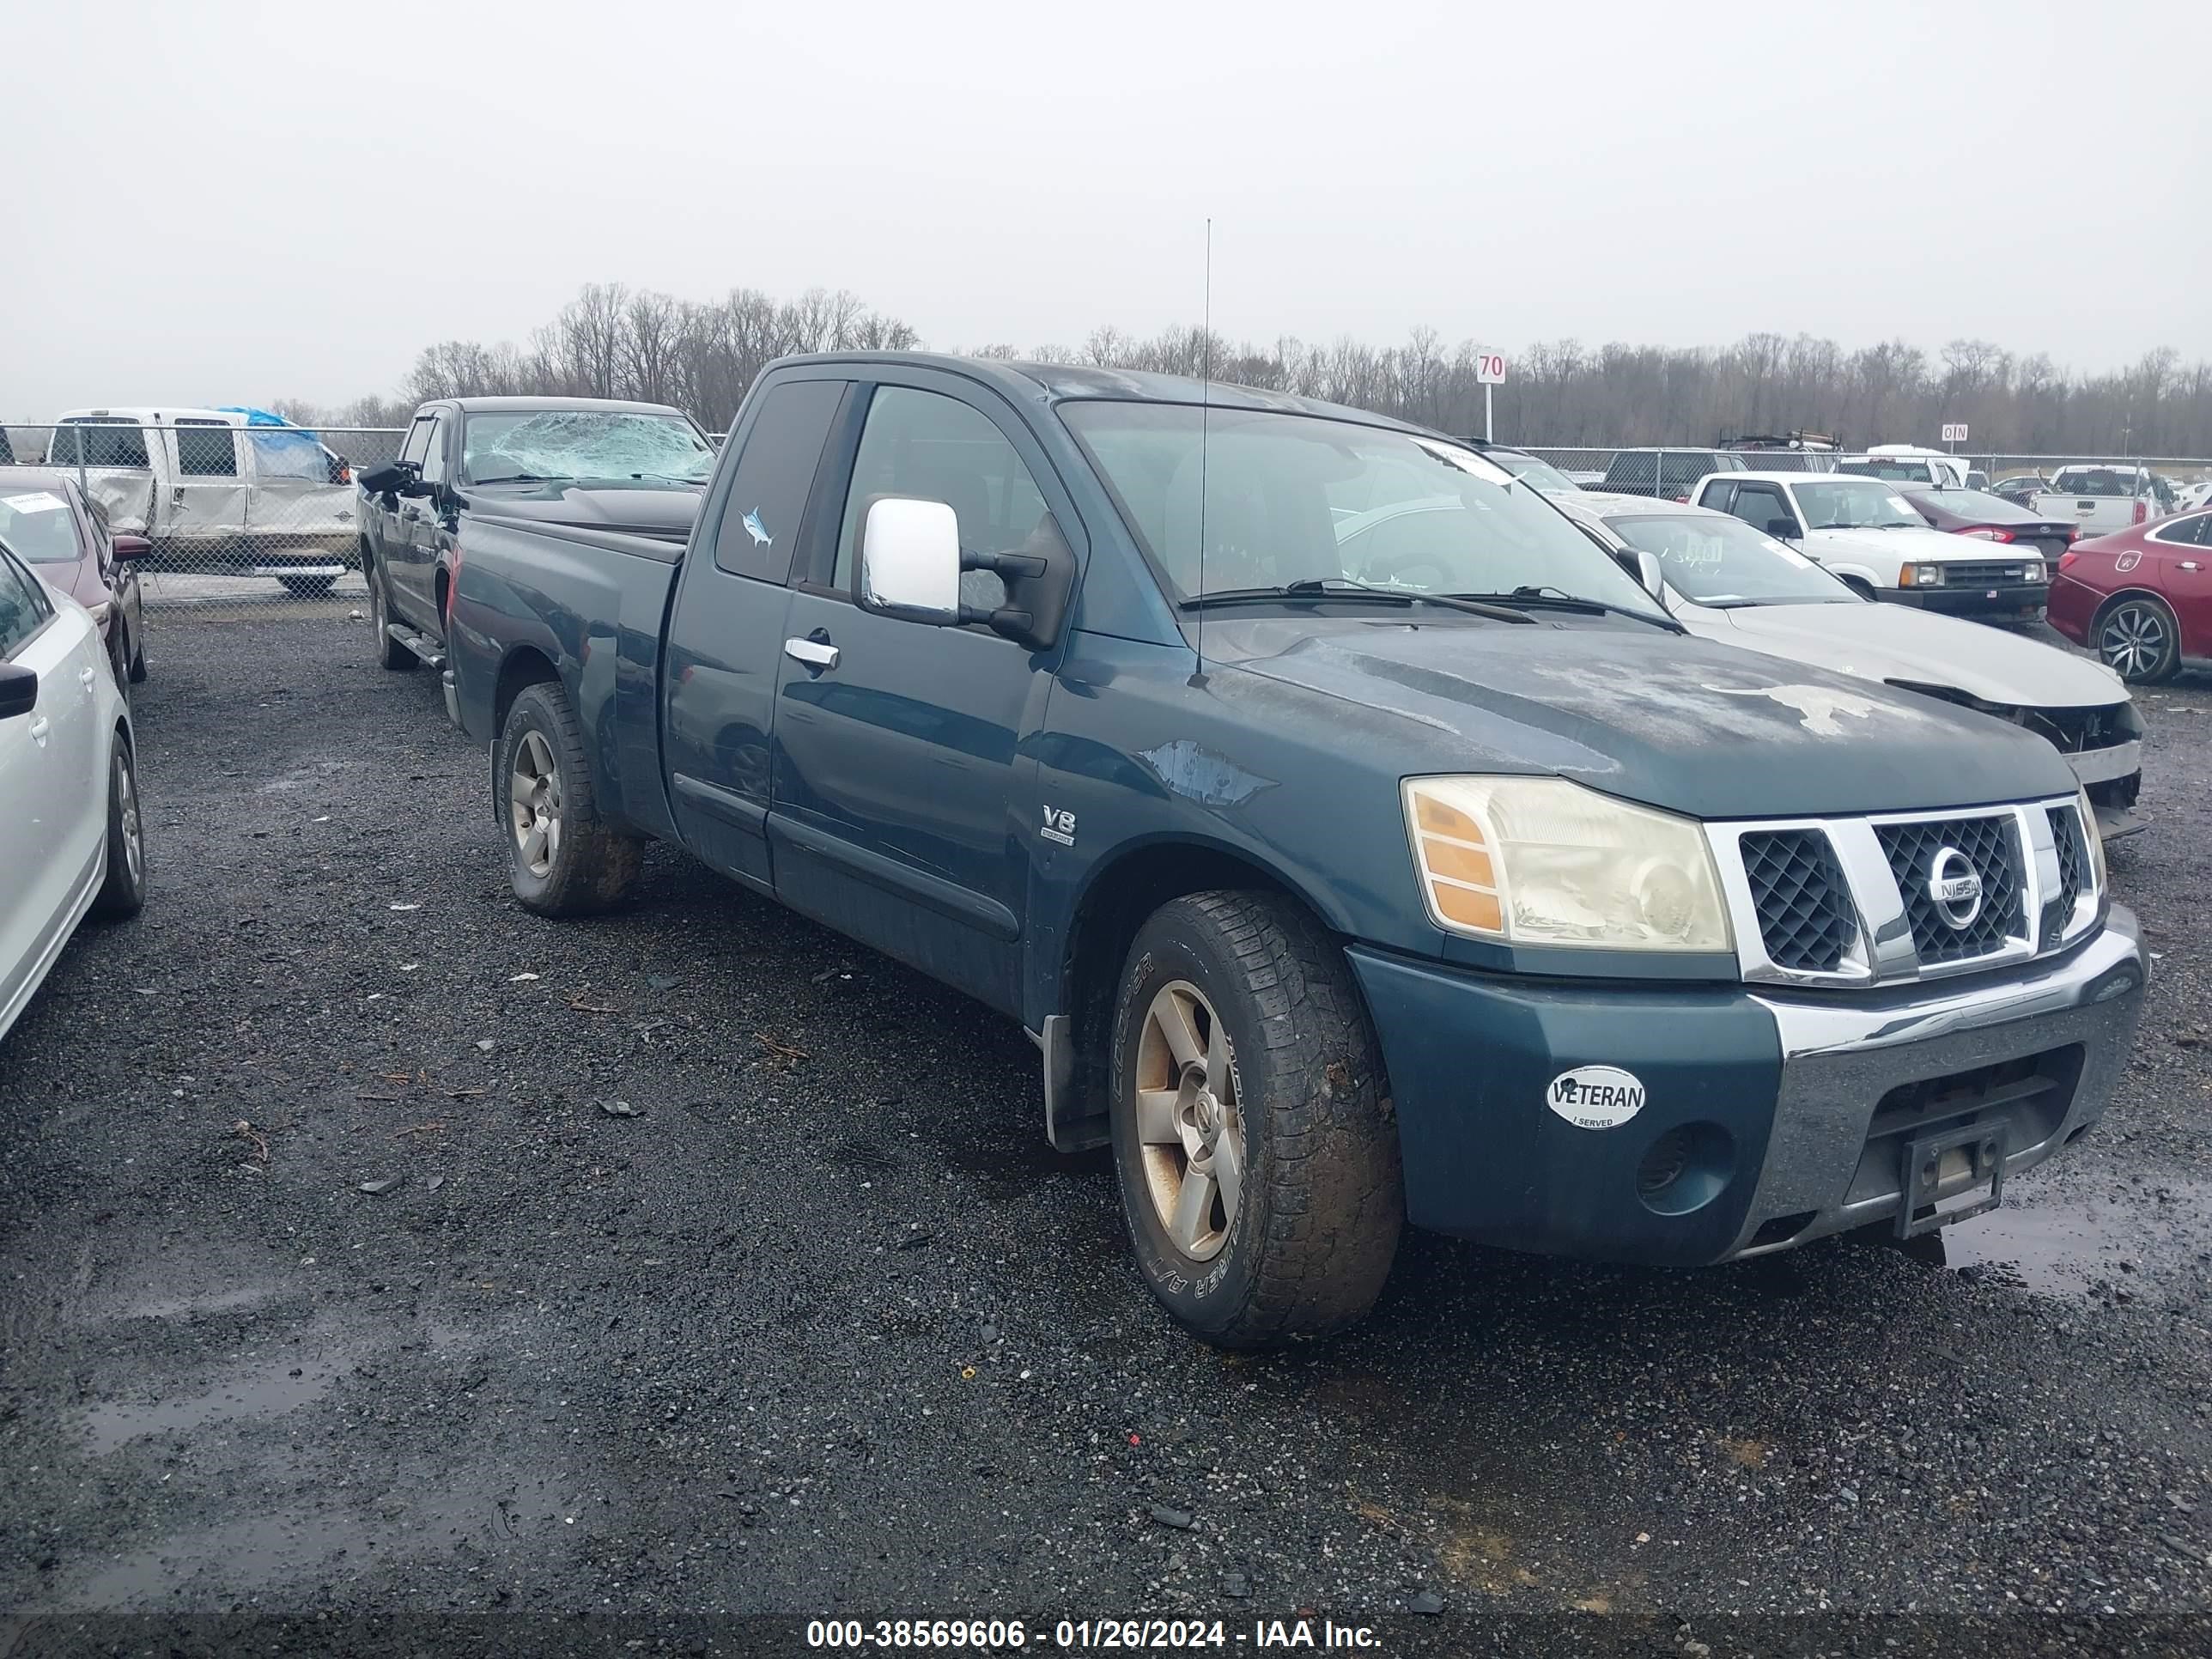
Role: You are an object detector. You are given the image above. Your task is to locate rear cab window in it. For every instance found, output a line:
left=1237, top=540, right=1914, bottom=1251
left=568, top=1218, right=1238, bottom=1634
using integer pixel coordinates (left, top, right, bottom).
left=52, top=420, right=151, bottom=469
left=711, top=380, right=848, bottom=583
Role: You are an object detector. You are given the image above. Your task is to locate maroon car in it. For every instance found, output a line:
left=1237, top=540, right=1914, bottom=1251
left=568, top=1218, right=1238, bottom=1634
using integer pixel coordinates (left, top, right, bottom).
left=1900, top=485, right=2081, bottom=566
left=2048, top=507, right=2212, bottom=683
left=0, top=466, right=149, bottom=692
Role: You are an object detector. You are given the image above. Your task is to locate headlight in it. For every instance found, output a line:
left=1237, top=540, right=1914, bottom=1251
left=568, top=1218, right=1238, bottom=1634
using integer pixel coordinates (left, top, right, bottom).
left=2077, top=786, right=2107, bottom=898
left=1403, top=776, right=1732, bottom=951
left=1900, top=562, right=1947, bottom=586
left=2022, top=561, right=2048, bottom=583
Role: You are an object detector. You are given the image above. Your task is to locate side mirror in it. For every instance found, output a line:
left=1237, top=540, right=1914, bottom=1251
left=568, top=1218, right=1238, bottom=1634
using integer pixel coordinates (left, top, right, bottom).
left=1765, top=517, right=1800, bottom=540
left=111, top=534, right=153, bottom=561
left=0, top=662, right=37, bottom=720
left=359, top=460, right=422, bottom=497
left=1633, top=548, right=1666, bottom=600
left=860, top=497, right=963, bottom=623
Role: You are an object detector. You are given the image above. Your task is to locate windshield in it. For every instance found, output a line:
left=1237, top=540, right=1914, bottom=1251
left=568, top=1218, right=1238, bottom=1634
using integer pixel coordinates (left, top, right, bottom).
left=1484, top=450, right=1580, bottom=495
left=1061, top=402, right=1666, bottom=617
left=459, top=410, right=714, bottom=485
left=1603, top=512, right=1855, bottom=606
left=0, top=489, right=81, bottom=562
left=1791, top=478, right=1924, bottom=529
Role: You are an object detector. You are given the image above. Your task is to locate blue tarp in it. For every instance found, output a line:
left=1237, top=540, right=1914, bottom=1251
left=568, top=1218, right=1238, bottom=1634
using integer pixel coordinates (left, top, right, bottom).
left=216, top=407, right=330, bottom=482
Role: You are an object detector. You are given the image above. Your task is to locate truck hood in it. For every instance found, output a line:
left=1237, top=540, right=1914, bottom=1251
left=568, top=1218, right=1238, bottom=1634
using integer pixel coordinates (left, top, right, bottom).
left=1810, top=524, right=1990, bottom=562
left=1688, top=601, right=2128, bottom=711
left=459, top=480, right=704, bottom=538
left=1212, top=617, right=2078, bottom=820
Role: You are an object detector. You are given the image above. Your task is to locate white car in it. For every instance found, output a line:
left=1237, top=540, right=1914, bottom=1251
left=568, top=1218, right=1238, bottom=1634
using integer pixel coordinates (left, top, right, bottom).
left=1692, top=470, right=2051, bottom=621
left=1561, top=494, right=2146, bottom=837
left=2177, top=480, right=2212, bottom=513
left=0, top=544, right=146, bottom=1043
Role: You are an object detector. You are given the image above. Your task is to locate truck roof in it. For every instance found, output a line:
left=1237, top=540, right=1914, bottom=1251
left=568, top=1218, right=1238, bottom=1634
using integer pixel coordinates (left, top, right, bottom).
left=424, top=396, right=695, bottom=417
left=772, top=353, right=1431, bottom=433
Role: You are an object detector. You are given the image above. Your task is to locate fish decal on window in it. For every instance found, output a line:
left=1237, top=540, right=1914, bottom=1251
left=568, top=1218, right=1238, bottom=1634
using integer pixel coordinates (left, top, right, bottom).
left=743, top=507, right=771, bottom=549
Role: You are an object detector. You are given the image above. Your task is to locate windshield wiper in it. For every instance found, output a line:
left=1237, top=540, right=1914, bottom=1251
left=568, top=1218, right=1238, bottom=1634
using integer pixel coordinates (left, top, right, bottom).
left=1182, top=580, right=1534, bottom=623
left=1449, top=586, right=1682, bottom=630
left=469, top=473, right=561, bottom=486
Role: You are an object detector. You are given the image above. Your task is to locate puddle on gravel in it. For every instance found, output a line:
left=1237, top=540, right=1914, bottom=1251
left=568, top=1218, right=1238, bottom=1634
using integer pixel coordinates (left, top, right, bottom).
left=83, top=1353, right=348, bottom=1455
left=1938, top=1180, right=2209, bottom=1297
left=118, top=1285, right=281, bottom=1322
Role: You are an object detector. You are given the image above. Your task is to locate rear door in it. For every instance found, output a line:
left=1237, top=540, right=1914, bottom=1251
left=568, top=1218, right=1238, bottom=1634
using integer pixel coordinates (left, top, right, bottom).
left=166, top=418, right=247, bottom=561
left=0, top=552, right=104, bottom=1021
left=50, top=419, right=157, bottom=538
left=661, top=374, right=851, bottom=890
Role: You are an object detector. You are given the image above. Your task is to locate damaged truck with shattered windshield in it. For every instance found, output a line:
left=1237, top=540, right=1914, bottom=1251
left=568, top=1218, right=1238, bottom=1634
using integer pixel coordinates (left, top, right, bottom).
left=438, top=354, right=2147, bottom=1349
left=356, top=397, right=716, bottom=684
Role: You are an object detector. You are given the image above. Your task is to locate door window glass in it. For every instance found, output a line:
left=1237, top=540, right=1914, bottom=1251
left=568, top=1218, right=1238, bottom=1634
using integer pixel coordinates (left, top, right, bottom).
left=1731, top=484, right=1792, bottom=535
left=835, top=387, right=1051, bottom=612
left=713, top=380, right=845, bottom=582
left=398, top=416, right=436, bottom=468
left=420, top=415, right=453, bottom=486
left=0, top=550, right=53, bottom=656
left=175, top=420, right=239, bottom=477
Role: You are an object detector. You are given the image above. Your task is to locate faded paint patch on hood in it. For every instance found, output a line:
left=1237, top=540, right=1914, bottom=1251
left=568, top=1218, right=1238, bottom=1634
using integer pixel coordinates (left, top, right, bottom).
left=1206, top=616, right=2078, bottom=820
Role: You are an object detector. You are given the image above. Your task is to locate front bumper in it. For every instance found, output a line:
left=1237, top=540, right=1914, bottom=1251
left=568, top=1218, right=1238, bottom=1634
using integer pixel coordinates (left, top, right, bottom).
left=1885, top=580, right=2048, bottom=619
left=1347, top=908, right=2145, bottom=1266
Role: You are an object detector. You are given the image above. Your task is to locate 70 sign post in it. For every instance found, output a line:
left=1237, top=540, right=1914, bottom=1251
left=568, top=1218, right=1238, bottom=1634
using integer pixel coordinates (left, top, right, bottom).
left=1476, top=351, right=1506, bottom=440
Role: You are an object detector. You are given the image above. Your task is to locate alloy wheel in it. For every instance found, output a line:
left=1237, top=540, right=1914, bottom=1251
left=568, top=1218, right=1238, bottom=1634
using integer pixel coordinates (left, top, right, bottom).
left=1132, top=980, right=1245, bottom=1261
left=2100, top=604, right=2167, bottom=678
left=509, top=729, right=562, bottom=878
left=116, top=750, right=143, bottom=887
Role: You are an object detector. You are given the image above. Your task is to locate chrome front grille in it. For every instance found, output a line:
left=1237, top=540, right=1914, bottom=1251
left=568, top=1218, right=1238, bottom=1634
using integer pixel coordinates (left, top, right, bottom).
left=1875, top=813, right=2023, bottom=965
left=1739, top=830, right=1853, bottom=973
left=1943, top=561, right=2042, bottom=586
left=1711, top=796, right=2100, bottom=988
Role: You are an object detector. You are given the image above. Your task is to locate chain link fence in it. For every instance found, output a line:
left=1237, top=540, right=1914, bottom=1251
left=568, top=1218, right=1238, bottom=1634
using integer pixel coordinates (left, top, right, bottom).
left=1515, top=446, right=2212, bottom=496
left=3, top=421, right=404, bottom=615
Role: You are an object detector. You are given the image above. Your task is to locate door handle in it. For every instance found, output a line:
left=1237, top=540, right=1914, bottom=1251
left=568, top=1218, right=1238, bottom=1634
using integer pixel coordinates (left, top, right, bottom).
left=2183, top=562, right=2203, bottom=571
left=28, top=715, right=50, bottom=746
left=783, top=636, right=839, bottom=670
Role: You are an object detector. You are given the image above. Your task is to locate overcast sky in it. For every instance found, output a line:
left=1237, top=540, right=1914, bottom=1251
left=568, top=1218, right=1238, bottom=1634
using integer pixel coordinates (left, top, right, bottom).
left=8, top=0, right=2208, bottom=421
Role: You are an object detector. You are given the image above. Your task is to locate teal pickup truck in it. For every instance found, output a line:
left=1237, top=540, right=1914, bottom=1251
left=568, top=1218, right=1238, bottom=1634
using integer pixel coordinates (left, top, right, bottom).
left=441, top=354, right=2147, bottom=1348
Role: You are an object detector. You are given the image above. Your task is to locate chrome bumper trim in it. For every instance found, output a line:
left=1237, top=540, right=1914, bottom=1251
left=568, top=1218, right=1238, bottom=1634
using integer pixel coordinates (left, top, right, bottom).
left=2067, top=739, right=2142, bottom=787
left=1719, top=909, right=2145, bottom=1258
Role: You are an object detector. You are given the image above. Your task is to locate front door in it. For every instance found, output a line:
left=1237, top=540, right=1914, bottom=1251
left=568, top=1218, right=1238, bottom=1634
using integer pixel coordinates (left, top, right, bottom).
left=394, top=412, right=457, bottom=622
left=769, top=379, right=1066, bottom=1014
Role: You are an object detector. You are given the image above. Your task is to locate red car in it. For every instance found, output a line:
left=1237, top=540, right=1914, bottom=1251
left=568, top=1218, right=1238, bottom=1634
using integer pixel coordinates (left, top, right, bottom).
left=2047, top=507, right=2212, bottom=683
left=0, top=467, right=151, bottom=694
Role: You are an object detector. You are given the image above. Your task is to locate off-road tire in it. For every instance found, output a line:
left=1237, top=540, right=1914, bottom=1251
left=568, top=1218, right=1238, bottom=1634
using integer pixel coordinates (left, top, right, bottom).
left=2096, top=595, right=2182, bottom=684
left=497, top=681, right=643, bottom=916
left=367, top=557, right=415, bottom=670
left=1108, top=890, right=1402, bottom=1349
left=90, top=738, right=147, bottom=921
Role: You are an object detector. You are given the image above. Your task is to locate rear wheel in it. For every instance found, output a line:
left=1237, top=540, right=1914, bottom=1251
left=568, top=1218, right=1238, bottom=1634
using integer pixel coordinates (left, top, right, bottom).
left=2097, top=597, right=2181, bottom=684
left=496, top=682, right=643, bottom=915
left=1108, top=891, right=1402, bottom=1349
left=278, top=574, right=337, bottom=598
left=106, top=627, right=130, bottom=705
left=127, top=623, right=148, bottom=684
left=367, top=558, right=415, bottom=670
left=90, top=739, right=147, bottom=921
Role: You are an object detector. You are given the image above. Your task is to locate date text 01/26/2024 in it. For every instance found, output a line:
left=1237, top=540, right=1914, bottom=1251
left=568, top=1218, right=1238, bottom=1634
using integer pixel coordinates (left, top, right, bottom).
left=805, top=1619, right=1384, bottom=1650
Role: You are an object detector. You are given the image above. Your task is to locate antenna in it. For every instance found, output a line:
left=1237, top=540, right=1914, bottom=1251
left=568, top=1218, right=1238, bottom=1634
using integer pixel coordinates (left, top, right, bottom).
left=1195, top=217, right=1212, bottom=681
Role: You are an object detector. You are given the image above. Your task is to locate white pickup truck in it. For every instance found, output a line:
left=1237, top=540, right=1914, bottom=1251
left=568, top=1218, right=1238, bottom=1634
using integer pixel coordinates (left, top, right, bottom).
left=1693, top=471, right=2048, bottom=620
left=2033, top=465, right=2175, bottom=539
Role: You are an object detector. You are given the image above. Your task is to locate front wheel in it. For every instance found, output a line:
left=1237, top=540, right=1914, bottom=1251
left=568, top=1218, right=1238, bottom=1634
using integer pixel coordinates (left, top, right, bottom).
left=2098, top=597, right=2182, bottom=684
left=90, top=739, right=147, bottom=921
left=1109, top=891, right=1402, bottom=1349
left=496, top=682, right=643, bottom=915
left=278, top=574, right=337, bottom=598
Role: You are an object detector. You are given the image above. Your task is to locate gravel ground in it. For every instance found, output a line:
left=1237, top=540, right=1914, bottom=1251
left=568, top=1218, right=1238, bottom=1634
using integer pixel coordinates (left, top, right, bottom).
left=2, top=618, right=2209, bottom=1657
